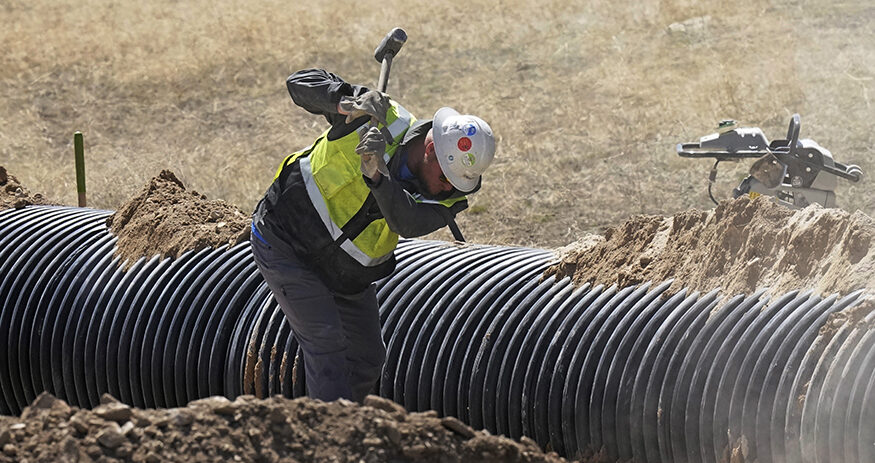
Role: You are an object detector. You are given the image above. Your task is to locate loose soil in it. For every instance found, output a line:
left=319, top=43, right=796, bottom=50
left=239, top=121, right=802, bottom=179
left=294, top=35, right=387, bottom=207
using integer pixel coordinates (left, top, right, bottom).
left=547, top=196, right=875, bottom=463
left=0, top=392, right=572, bottom=463
left=106, top=170, right=250, bottom=269
left=545, top=195, right=874, bottom=303
left=0, top=166, right=57, bottom=210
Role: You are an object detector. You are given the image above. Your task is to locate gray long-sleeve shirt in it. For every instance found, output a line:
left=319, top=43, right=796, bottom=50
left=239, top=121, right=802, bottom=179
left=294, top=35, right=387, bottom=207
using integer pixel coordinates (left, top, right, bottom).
left=286, top=69, right=468, bottom=238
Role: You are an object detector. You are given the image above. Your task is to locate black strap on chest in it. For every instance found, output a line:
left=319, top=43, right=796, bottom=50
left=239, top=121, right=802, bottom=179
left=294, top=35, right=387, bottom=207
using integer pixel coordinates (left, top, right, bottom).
left=435, top=205, right=465, bottom=242
left=334, top=193, right=383, bottom=246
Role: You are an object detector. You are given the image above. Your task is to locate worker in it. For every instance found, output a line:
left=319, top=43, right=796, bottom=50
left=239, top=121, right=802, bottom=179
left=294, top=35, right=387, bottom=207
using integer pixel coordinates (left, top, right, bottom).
left=249, top=68, right=495, bottom=402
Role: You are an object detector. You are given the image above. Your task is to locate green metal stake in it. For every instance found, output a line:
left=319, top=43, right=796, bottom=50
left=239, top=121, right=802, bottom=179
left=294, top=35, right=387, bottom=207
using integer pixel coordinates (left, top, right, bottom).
left=74, top=131, right=86, bottom=207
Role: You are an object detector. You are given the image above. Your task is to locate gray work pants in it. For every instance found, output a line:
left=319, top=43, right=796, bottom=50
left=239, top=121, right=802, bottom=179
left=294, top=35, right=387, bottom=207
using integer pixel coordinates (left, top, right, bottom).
left=249, top=232, right=386, bottom=402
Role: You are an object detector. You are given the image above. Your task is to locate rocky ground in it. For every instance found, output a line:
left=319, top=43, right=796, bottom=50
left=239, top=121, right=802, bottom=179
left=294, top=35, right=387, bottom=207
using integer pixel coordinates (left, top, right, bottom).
left=0, top=393, right=570, bottom=463
left=105, top=170, right=250, bottom=269
left=0, top=166, right=56, bottom=210
left=545, top=195, right=874, bottom=304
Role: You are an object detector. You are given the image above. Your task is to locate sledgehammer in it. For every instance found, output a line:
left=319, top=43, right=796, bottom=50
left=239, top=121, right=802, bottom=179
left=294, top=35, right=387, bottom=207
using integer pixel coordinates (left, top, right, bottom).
left=368, top=27, right=407, bottom=175
left=374, top=27, right=407, bottom=93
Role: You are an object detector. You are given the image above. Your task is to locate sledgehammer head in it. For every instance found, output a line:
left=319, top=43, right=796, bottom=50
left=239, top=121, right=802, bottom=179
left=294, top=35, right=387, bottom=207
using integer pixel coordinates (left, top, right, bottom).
left=374, top=27, right=407, bottom=63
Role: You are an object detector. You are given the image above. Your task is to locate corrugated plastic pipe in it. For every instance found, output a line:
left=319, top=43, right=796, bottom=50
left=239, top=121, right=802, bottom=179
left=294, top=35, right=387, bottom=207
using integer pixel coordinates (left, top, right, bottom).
left=0, top=206, right=872, bottom=462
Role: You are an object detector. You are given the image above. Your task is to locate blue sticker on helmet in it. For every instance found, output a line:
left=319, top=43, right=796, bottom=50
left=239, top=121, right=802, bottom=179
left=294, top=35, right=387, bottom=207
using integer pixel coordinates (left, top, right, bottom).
left=465, top=124, right=477, bottom=136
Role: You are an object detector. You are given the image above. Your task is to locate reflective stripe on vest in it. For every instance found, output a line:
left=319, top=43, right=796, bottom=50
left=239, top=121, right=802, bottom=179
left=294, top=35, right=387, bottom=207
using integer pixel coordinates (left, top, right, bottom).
left=356, top=104, right=413, bottom=165
left=299, top=156, right=393, bottom=267
left=287, top=101, right=414, bottom=267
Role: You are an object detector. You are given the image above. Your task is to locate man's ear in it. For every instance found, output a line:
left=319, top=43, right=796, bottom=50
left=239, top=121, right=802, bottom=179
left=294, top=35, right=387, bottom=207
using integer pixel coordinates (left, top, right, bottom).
left=425, top=140, right=436, bottom=158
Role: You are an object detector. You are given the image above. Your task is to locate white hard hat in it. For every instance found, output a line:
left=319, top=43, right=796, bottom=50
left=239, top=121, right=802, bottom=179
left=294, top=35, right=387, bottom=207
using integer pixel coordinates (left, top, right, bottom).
left=432, top=107, right=495, bottom=192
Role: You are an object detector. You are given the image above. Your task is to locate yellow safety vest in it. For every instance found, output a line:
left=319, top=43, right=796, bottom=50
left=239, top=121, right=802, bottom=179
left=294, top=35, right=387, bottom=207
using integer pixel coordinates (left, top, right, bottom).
left=272, top=102, right=415, bottom=267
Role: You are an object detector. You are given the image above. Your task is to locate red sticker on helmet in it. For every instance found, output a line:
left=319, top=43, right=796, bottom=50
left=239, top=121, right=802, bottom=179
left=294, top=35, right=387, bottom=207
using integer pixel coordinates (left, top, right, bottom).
left=457, top=137, right=472, bottom=151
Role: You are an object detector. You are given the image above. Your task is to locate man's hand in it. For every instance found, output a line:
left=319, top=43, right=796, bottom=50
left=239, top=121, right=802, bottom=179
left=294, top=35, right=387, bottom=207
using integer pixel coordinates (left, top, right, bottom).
left=355, top=127, right=390, bottom=180
left=338, top=90, right=391, bottom=125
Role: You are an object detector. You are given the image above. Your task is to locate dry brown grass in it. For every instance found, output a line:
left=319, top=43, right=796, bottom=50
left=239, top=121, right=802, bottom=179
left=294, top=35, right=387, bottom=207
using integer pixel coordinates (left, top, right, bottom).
left=2, top=0, right=872, bottom=248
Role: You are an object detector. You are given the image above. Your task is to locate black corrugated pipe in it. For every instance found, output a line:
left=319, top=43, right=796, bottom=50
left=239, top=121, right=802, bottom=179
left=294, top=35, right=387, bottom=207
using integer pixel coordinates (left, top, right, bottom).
left=0, top=205, right=872, bottom=462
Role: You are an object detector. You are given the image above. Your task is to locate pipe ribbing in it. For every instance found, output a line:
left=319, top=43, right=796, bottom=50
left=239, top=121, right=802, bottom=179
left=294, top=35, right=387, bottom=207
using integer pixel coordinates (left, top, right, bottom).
left=0, top=206, right=872, bottom=463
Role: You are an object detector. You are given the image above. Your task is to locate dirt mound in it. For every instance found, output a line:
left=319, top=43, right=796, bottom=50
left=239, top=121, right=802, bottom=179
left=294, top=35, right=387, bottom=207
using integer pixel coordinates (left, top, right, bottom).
left=106, top=170, right=250, bottom=268
left=0, top=392, right=571, bottom=463
left=0, top=166, right=57, bottom=210
left=545, top=196, right=874, bottom=301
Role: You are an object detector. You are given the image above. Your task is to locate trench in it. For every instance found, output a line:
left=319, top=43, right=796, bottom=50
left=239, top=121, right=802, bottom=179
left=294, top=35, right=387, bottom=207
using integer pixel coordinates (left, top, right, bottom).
left=0, top=206, right=872, bottom=462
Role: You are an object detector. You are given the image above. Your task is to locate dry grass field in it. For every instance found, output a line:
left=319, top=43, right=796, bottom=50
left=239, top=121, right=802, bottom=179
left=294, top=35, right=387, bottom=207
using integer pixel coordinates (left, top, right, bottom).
left=1, top=0, right=872, bottom=248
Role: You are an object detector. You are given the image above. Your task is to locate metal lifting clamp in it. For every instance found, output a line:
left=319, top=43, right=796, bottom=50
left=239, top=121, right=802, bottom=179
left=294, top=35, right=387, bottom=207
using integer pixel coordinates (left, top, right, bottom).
left=677, top=114, right=863, bottom=208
